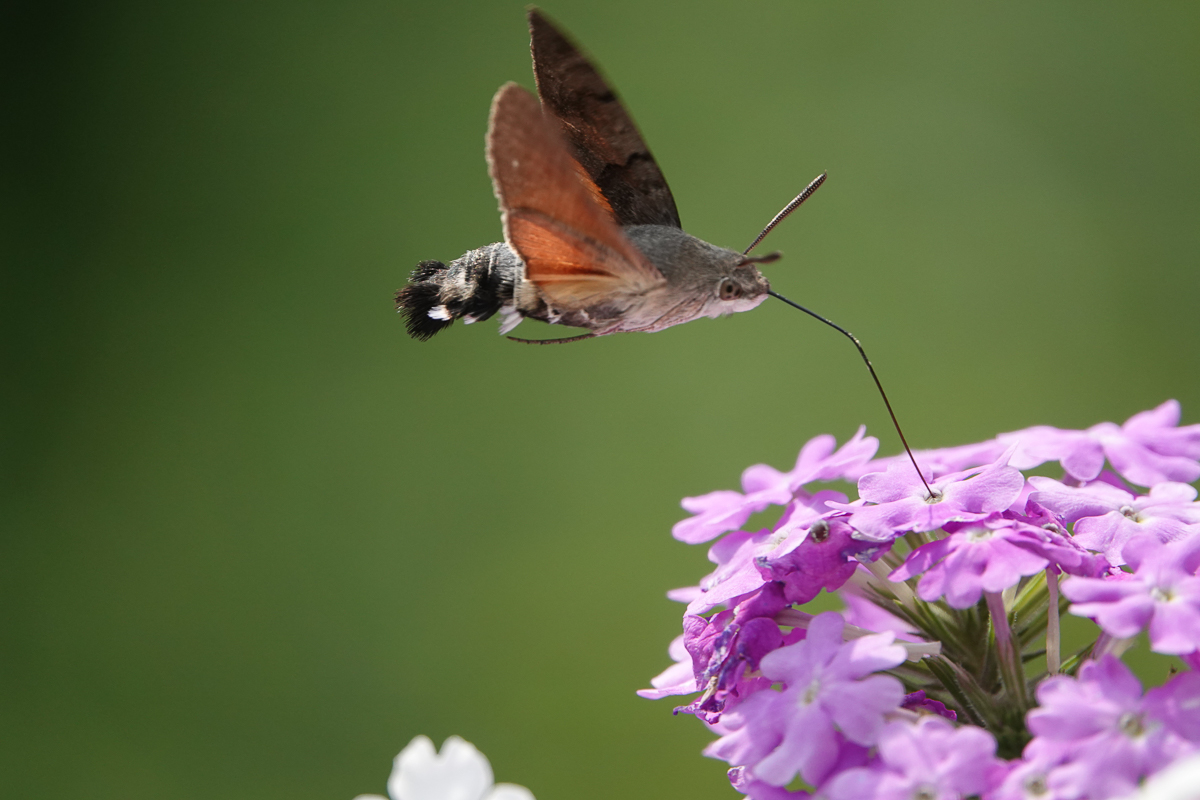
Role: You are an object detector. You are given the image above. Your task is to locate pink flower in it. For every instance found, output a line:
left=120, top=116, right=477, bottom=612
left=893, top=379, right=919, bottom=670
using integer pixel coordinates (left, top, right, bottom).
left=685, top=492, right=851, bottom=616
left=706, top=612, right=906, bottom=787
left=1028, top=477, right=1200, bottom=565
left=1023, top=656, right=1199, bottom=800
left=637, top=634, right=698, bottom=700
left=1000, top=401, right=1200, bottom=487
left=1063, top=536, right=1200, bottom=655
left=823, top=716, right=1002, bottom=800
left=833, top=453, right=1025, bottom=541
left=890, top=518, right=1052, bottom=609
left=673, top=430, right=877, bottom=544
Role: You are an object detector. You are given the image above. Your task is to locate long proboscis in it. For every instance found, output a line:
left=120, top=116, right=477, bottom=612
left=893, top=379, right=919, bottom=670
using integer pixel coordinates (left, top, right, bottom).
left=767, top=291, right=932, bottom=496
left=745, top=176, right=932, bottom=495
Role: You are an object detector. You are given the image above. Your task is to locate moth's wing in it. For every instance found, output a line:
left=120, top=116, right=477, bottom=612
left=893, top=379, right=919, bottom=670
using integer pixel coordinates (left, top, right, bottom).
left=487, top=83, right=665, bottom=311
left=528, top=9, right=682, bottom=229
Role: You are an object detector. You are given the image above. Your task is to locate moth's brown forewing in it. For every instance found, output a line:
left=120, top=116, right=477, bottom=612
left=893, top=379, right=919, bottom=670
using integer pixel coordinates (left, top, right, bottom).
left=487, top=83, right=665, bottom=311
left=528, top=10, right=681, bottom=228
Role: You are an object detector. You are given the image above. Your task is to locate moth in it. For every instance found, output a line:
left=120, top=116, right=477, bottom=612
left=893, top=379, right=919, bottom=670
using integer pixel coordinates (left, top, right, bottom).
left=398, top=10, right=934, bottom=493
left=397, top=9, right=821, bottom=344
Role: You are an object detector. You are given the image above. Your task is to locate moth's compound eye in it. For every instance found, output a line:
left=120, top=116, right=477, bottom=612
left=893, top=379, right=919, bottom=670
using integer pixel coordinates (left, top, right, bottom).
left=718, top=278, right=742, bottom=301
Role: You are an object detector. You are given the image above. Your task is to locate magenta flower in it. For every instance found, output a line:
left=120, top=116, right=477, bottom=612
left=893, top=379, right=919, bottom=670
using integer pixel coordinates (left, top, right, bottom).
left=1006, top=509, right=1108, bottom=577
left=757, top=514, right=880, bottom=606
left=677, top=585, right=798, bottom=721
left=729, top=740, right=871, bottom=799
left=673, top=489, right=784, bottom=546
left=987, top=738, right=1071, bottom=800
left=687, top=529, right=773, bottom=615
left=901, top=690, right=957, bottom=721
left=833, top=453, right=1025, bottom=541
left=685, top=492, right=852, bottom=616
left=638, top=634, right=698, bottom=700
left=786, top=427, right=880, bottom=492
left=758, top=491, right=854, bottom=560
left=1024, top=473, right=1134, bottom=524
left=705, top=612, right=906, bottom=787
left=1063, top=536, right=1200, bottom=655
left=1028, top=477, right=1200, bottom=565
left=728, top=767, right=814, bottom=800
left=999, top=400, right=1200, bottom=487
left=823, top=716, right=1002, bottom=800
left=673, top=430, right=877, bottom=544
left=890, top=518, right=1052, bottom=609
left=1024, top=656, right=1199, bottom=800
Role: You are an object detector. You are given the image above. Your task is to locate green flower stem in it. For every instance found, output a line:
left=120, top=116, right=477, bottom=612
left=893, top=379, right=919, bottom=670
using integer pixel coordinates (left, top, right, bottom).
left=1010, top=570, right=1049, bottom=630
left=1061, top=640, right=1096, bottom=676
left=1012, top=573, right=1051, bottom=652
left=925, top=655, right=990, bottom=729
left=1046, top=569, right=1061, bottom=675
left=985, top=590, right=1030, bottom=710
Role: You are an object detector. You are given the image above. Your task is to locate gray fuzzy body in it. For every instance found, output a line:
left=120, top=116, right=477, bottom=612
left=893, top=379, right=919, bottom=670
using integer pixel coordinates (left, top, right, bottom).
left=397, top=226, right=770, bottom=339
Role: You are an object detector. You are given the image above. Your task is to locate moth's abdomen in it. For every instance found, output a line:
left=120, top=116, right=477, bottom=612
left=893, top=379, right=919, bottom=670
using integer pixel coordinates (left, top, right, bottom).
left=396, top=243, right=522, bottom=340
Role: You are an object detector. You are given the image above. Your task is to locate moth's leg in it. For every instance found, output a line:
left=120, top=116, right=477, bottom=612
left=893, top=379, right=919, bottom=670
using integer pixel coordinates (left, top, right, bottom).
left=506, top=333, right=597, bottom=345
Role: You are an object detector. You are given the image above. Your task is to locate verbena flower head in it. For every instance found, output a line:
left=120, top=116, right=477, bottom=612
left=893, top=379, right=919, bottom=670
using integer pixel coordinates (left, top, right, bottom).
left=354, top=735, right=534, bottom=800
left=645, top=403, right=1200, bottom=800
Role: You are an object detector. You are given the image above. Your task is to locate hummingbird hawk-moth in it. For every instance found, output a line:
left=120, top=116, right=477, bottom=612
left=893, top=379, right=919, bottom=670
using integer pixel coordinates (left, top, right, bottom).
left=397, top=9, right=818, bottom=344
left=397, top=9, right=933, bottom=491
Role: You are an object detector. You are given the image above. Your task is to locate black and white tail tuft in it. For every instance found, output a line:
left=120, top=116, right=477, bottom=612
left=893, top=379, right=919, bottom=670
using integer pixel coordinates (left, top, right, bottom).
left=396, top=260, right=455, bottom=341
left=395, top=243, right=523, bottom=341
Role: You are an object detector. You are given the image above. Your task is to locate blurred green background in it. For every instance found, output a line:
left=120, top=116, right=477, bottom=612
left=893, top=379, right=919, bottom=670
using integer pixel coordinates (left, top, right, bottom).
left=5, top=1, right=1199, bottom=798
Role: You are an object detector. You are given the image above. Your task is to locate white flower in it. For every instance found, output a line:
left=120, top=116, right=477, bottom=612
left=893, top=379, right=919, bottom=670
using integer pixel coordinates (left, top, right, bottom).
left=355, top=735, right=534, bottom=800
left=1119, top=753, right=1200, bottom=800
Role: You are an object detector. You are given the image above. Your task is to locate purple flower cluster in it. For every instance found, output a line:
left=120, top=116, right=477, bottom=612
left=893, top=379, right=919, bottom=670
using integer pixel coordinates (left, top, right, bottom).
left=642, top=401, right=1200, bottom=800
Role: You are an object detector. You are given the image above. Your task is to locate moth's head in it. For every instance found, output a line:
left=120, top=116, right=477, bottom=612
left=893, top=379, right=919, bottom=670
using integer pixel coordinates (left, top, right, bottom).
left=624, top=226, right=773, bottom=317
left=711, top=258, right=772, bottom=315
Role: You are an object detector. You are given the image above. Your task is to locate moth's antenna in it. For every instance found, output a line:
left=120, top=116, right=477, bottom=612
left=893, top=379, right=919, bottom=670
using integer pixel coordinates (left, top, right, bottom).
left=743, top=172, right=827, bottom=255
left=768, top=290, right=932, bottom=496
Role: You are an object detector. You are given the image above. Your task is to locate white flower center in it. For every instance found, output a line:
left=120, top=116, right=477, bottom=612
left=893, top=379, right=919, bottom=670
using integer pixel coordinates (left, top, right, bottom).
left=800, top=679, right=822, bottom=706
left=1118, top=711, right=1146, bottom=738
left=965, top=527, right=993, bottom=543
left=1120, top=505, right=1140, bottom=521
left=1023, top=774, right=1050, bottom=797
left=1150, top=586, right=1175, bottom=603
